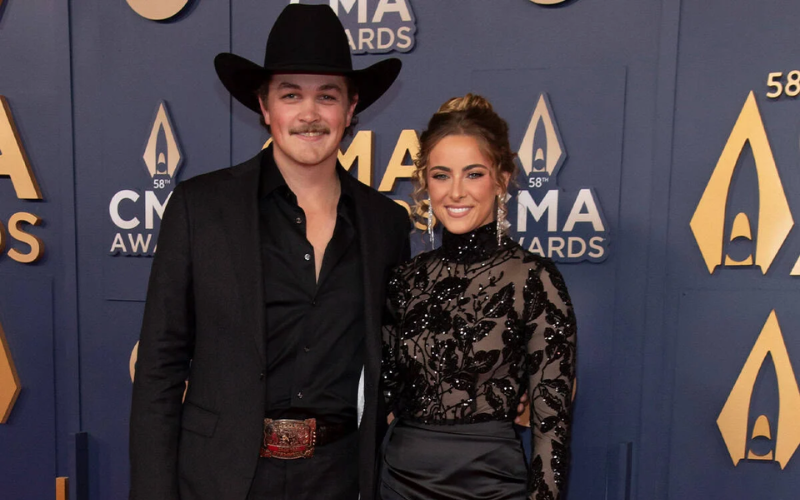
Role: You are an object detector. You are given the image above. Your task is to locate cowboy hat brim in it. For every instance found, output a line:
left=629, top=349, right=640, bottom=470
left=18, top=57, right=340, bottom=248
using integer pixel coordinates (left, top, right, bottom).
left=214, top=53, right=401, bottom=115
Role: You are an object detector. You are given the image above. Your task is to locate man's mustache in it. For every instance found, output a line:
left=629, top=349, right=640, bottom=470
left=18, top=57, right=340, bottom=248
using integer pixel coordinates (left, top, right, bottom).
left=290, top=125, right=330, bottom=135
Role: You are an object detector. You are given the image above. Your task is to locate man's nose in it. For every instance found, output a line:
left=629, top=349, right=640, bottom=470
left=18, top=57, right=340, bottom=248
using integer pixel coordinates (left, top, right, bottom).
left=298, top=100, right=321, bottom=121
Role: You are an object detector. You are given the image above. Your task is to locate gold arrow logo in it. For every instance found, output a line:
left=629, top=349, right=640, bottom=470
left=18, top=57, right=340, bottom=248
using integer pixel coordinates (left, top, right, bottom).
left=518, top=93, right=566, bottom=178
left=690, top=91, right=793, bottom=274
left=717, top=310, right=800, bottom=469
left=0, top=318, right=21, bottom=423
left=126, top=0, right=189, bottom=21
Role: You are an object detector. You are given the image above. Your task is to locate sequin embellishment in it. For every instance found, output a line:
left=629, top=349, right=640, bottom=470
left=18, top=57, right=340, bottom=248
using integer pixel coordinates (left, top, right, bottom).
left=382, top=222, right=576, bottom=500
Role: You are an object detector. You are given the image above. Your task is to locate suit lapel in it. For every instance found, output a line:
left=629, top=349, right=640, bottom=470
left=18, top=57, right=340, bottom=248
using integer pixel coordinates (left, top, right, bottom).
left=219, top=153, right=267, bottom=366
left=347, top=175, right=384, bottom=397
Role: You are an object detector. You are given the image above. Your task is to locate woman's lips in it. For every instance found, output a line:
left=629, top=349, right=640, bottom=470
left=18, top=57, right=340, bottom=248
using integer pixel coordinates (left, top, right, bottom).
left=445, top=206, right=472, bottom=218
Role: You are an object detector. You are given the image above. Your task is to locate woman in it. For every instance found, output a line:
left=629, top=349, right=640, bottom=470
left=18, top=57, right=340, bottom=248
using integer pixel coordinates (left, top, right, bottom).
left=381, top=94, right=576, bottom=500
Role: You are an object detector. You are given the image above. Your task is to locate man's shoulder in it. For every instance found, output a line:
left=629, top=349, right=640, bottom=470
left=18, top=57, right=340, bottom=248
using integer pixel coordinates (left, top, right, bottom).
left=176, top=151, right=263, bottom=194
left=343, top=174, right=407, bottom=220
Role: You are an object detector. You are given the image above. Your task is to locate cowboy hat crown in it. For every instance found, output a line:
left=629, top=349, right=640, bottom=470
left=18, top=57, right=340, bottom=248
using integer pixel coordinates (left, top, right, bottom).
left=215, top=4, right=401, bottom=114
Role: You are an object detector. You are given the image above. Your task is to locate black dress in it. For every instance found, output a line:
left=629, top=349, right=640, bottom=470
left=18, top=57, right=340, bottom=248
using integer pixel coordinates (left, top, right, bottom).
left=381, top=223, right=576, bottom=500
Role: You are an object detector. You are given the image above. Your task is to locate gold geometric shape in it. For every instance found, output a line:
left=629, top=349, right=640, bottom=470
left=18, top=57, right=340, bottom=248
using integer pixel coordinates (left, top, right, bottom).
left=748, top=416, right=774, bottom=461
left=0, top=96, right=42, bottom=200
left=717, top=311, right=800, bottom=469
left=7, top=211, right=44, bottom=264
left=751, top=414, right=772, bottom=440
left=791, top=256, right=800, bottom=276
left=56, top=477, right=68, bottom=500
left=725, top=255, right=754, bottom=266
left=690, top=91, right=793, bottom=275
left=725, top=213, right=753, bottom=266
left=730, top=212, right=752, bottom=241
left=518, top=93, right=566, bottom=177
left=143, top=102, right=182, bottom=179
left=377, top=129, right=419, bottom=192
left=747, top=449, right=774, bottom=461
left=126, top=0, right=189, bottom=21
left=129, top=341, right=138, bottom=382
left=339, top=130, right=374, bottom=187
left=0, top=317, right=21, bottom=423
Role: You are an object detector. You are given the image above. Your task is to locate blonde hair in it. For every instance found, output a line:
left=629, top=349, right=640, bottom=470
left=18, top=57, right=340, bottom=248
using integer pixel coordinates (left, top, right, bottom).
left=412, top=93, right=517, bottom=221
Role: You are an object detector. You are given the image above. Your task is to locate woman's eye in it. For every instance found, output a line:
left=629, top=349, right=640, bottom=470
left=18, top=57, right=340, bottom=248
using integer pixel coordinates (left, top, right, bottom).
left=431, top=173, right=449, bottom=180
left=467, top=172, right=485, bottom=179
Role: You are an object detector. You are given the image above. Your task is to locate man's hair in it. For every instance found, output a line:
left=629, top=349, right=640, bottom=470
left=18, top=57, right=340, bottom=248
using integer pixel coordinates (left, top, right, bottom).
left=256, top=75, right=360, bottom=137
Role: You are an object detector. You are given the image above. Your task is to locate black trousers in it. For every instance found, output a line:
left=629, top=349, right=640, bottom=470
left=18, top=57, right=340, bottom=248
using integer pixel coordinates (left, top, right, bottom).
left=247, top=431, right=359, bottom=500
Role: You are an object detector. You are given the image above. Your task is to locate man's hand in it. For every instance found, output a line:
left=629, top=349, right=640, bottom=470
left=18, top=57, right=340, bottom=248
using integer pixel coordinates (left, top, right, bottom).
left=514, top=393, right=530, bottom=427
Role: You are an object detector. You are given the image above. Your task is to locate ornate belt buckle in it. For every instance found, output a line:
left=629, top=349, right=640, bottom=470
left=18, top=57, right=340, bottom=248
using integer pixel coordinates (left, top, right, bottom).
left=260, top=418, right=317, bottom=459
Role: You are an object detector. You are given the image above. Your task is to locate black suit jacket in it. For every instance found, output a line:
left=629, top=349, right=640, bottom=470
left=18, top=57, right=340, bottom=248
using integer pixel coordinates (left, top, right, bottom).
left=130, top=150, right=410, bottom=500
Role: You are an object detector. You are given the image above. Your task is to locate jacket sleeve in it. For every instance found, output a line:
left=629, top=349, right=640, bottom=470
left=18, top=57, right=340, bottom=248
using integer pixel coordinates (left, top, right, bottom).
left=130, top=182, right=196, bottom=500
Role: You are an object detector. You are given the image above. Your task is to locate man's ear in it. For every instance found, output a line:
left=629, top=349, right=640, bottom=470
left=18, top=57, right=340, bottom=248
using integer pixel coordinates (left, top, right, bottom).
left=346, top=95, right=359, bottom=127
left=259, top=96, right=270, bottom=126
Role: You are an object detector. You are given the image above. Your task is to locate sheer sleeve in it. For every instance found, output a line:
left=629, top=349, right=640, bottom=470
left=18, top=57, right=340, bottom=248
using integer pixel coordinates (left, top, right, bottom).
left=525, top=259, right=576, bottom=500
left=381, top=266, right=409, bottom=415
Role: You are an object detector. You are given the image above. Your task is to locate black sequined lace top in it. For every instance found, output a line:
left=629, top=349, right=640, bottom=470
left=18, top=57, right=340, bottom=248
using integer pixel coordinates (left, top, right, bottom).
left=381, top=222, right=576, bottom=500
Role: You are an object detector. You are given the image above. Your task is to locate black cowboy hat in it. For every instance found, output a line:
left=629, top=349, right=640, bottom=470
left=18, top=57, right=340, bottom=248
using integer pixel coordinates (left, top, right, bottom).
left=214, top=4, right=401, bottom=115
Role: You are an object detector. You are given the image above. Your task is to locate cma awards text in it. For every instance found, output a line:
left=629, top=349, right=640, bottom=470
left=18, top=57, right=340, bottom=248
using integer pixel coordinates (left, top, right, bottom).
left=0, top=97, right=45, bottom=265
left=109, top=128, right=609, bottom=261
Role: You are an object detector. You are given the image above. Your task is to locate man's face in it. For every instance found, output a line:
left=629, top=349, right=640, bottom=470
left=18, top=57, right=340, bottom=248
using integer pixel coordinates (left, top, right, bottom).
left=260, top=73, right=357, bottom=171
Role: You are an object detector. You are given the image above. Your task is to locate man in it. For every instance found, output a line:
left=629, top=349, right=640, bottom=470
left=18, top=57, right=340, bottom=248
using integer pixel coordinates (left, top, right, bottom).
left=129, top=5, right=409, bottom=500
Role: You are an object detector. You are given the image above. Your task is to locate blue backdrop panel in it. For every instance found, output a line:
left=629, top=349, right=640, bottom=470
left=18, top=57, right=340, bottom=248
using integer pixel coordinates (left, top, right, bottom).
left=0, top=276, right=56, bottom=499
left=0, top=0, right=78, bottom=488
left=661, top=0, right=800, bottom=497
left=669, top=291, right=800, bottom=499
left=70, top=1, right=231, bottom=498
left=14, top=0, right=800, bottom=499
left=473, top=66, right=626, bottom=499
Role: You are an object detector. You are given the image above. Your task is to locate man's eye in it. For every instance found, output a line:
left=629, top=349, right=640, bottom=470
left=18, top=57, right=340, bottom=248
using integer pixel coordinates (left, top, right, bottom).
left=282, top=93, right=298, bottom=99
left=320, top=94, right=337, bottom=101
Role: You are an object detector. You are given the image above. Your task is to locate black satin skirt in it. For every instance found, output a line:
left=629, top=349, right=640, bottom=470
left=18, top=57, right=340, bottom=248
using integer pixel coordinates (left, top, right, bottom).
left=380, top=419, right=528, bottom=500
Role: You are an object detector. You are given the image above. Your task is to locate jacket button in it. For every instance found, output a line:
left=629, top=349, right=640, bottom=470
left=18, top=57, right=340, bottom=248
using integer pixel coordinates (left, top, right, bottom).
left=297, top=392, right=303, bottom=399
left=259, top=372, right=265, bottom=380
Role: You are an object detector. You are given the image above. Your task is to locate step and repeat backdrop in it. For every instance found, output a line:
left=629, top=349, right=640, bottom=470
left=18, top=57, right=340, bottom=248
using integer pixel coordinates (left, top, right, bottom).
left=0, top=0, right=799, bottom=499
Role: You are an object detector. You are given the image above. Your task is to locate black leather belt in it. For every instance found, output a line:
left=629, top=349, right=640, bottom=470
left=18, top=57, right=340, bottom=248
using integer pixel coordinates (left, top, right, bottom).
left=260, top=418, right=357, bottom=459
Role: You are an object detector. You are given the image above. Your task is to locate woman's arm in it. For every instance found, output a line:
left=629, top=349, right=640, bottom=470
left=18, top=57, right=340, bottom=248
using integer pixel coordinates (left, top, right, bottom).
left=525, top=259, right=577, bottom=500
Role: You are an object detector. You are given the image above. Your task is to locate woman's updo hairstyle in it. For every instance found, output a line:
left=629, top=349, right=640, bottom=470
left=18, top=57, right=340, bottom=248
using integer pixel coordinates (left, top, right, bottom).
left=412, top=94, right=517, bottom=218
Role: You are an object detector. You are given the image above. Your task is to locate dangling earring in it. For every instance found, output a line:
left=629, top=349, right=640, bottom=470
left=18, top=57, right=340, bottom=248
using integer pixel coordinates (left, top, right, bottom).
left=427, top=199, right=435, bottom=248
left=496, top=193, right=510, bottom=245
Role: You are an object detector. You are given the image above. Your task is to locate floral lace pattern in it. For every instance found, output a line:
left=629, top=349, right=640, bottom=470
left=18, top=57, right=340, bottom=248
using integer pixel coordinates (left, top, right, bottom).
left=382, top=223, right=576, bottom=499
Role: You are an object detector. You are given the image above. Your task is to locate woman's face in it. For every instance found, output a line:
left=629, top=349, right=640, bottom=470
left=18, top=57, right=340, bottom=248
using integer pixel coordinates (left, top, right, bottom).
left=426, top=134, right=507, bottom=235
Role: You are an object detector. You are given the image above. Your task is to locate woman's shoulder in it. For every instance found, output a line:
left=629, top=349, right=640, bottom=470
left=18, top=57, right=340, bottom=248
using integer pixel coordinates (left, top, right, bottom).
left=391, top=248, right=437, bottom=276
left=503, top=240, right=555, bottom=268
left=498, top=241, right=567, bottom=283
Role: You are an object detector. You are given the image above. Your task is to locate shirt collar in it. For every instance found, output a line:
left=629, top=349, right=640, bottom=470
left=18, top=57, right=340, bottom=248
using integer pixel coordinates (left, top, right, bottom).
left=258, top=144, right=356, bottom=208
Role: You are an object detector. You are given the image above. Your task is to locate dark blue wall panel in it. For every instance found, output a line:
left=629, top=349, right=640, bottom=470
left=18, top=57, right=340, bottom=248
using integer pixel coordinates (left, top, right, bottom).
left=0, top=0, right=78, bottom=496
left=1, top=1, right=799, bottom=499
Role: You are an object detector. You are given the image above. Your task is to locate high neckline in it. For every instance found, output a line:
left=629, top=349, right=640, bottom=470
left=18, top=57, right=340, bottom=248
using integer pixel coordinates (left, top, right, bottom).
left=440, top=222, right=509, bottom=264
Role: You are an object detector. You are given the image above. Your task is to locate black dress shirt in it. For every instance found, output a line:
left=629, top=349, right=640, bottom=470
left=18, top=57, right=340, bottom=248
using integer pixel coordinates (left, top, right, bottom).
left=258, top=150, right=365, bottom=425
